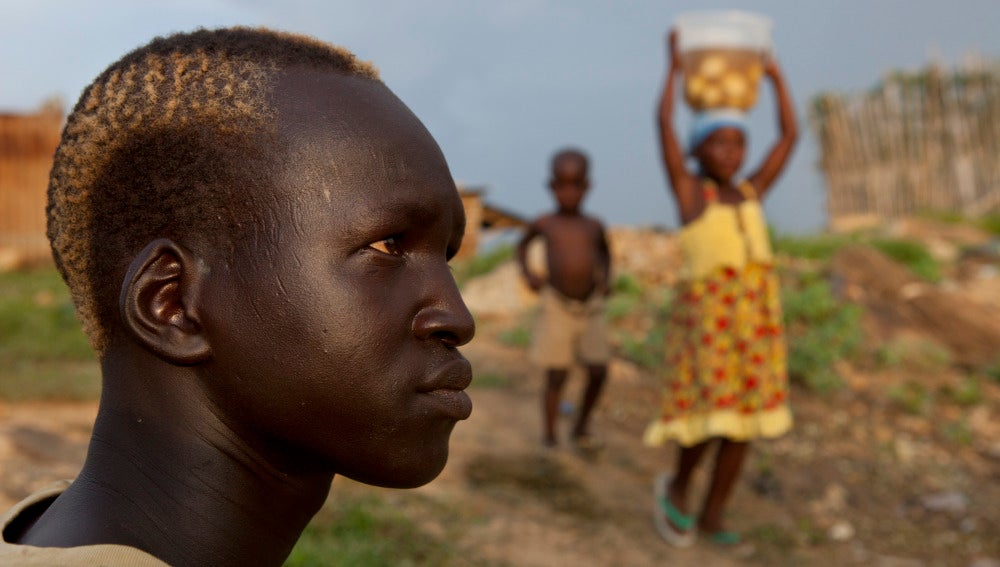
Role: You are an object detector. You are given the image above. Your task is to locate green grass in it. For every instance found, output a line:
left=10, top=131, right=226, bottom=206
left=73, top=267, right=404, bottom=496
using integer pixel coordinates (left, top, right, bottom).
left=782, top=272, right=863, bottom=392
left=771, top=232, right=857, bottom=261
left=606, top=274, right=646, bottom=321
left=773, top=231, right=941, bottom=282
left=471, top=372, right=511, bottom=389
left=876, top=337, right=952, bottom=372
left=939, top=418, right=974, bottom=446
left=497, top=322, right=532, bottom=349
left=613, top=287, right=672, bottom=369
left=888, top=380, right=934, bottom=416
left=617, top=325, right=666, bottom=369
left=977, top=213, right=1000, bottom=235
left=943, top=376, right=982, bottom=407
left=914, top=209, right=1000, bottom=235
left=611, top=273, right=643, bottom=297
left=985, top=361, right=1000, bottom=384
left=285, top=493, right=463, bottom=567
left=0, top=268, right=100, bottom=400
left=917, top=209, right=968, bottom=225
left=870, top=238, right=941, bottom=282
left=453, top=244, right=514, bottom=287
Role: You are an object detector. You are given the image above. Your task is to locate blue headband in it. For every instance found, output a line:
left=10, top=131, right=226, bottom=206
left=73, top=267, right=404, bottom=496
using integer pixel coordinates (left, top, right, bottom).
left=688, top=109, right=748, bottom=153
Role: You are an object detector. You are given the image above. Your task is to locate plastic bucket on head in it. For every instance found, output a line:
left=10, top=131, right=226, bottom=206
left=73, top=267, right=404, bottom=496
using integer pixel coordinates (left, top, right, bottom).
left=674, top=11, right=772, bottom=111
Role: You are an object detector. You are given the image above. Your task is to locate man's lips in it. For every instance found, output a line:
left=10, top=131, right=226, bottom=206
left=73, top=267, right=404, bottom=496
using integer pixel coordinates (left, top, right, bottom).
left=417, top=358, right=473, bottom=420
left=417, top=358, right=473, bottom=393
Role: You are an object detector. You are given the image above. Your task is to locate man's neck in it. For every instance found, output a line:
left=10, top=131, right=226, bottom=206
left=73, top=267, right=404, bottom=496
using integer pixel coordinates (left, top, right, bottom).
left=17, top=354, right=332, bottom=566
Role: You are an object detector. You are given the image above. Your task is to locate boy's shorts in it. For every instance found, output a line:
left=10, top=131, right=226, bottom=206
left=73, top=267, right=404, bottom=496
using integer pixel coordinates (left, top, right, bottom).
left=529, top=287, right=611, bottom=368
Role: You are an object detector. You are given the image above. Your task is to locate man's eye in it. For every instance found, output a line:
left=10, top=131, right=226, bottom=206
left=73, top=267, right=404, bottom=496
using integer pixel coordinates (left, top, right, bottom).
left=369, top=237, right=402, bottom=256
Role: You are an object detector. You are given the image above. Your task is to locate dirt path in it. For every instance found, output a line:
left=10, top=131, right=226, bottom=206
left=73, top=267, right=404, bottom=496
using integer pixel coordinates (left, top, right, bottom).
left=3, top=319, right=999, bottom=566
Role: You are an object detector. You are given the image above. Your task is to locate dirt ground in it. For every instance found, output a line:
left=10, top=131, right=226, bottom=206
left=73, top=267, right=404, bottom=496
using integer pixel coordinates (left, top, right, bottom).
left=3, top=222, right=1000, bottom=566
left=3, top=316, right=999, bottom=566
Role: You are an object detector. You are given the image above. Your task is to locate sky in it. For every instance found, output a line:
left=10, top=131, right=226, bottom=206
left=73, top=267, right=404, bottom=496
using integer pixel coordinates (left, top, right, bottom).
left=2, top=1, right=998, bottom=234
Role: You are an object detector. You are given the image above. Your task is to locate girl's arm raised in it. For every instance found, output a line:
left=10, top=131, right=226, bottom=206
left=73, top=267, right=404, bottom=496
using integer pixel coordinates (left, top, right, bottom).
left=747, top=56, right=798, bottom=199
left=658, top=31, right=699, bottom=223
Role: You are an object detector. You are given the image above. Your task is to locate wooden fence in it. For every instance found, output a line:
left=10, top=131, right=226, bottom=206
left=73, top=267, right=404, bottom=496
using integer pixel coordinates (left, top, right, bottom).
left=810, top=60, right=1000, bottom=226
left=0, top=102, right=63, bottom=269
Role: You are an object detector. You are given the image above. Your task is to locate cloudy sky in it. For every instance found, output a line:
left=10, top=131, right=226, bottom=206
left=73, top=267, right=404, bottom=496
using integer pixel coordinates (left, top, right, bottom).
left=2, top=0, right=998, bottom=233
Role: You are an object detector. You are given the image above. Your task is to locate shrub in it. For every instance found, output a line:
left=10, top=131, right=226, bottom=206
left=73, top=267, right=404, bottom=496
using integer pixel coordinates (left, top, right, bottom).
left=611, top=273, right=643, bottom=297
left=978, top=213, right=1000, bottom=235
left=870, top=238, right=941, bottom=283
left=618, top=324, right=666, bottom=369
left=614, top=288, right=672, bottom=369
left=782, top=273, right=863, bottom=392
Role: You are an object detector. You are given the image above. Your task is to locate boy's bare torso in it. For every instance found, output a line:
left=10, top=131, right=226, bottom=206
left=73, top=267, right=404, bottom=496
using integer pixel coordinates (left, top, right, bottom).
left=535, top=212, right=608, bottom=301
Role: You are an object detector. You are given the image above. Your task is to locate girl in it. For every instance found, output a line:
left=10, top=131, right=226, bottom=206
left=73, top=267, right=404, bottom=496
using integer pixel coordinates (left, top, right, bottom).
left=645, top=30, right=798, bottom=547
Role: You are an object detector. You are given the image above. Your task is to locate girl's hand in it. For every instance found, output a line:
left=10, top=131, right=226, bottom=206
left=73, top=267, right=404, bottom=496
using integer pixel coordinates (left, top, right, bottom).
left=668, top=29, right=682, bottom=73
left=763, top=53, right=782, bottom=80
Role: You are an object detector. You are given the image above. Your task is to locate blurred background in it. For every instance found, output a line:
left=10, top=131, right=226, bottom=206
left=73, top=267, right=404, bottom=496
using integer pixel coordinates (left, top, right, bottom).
left=3, top=0, right=1000, bottom=233
left=2, top=2, right=1000, bottom=565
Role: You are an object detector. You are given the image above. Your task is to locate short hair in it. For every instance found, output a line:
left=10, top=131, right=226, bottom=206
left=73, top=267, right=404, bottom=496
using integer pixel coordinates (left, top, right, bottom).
left=551, top=148, right=589, bottom=175
left=47, top=27, right=380, bottom=353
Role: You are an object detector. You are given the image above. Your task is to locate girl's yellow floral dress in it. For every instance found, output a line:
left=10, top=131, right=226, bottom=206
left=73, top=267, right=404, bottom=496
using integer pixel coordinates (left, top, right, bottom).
left=644, top=181, right=792, bottom=447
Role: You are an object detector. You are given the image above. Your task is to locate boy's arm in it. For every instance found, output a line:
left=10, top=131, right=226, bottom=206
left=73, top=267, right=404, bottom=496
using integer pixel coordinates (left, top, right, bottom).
left=658, top=30, right=699, bottom=223
left=747, top=56, right=799, bottom=199
left=516, top=221, right=545, bottom=291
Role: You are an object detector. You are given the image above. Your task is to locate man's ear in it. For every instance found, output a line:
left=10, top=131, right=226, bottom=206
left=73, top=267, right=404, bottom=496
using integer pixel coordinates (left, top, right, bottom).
left=120, top=238, right=211, bottom=364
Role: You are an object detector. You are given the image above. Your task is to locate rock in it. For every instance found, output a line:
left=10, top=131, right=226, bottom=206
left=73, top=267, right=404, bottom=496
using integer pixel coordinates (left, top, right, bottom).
left=986, top=442, right=1000, bottom=461
left=828, top=520, right=855, bottom=542
left=750, top=469, right=782, bottom=499
left=920, top=491, right=968, bottom=513
left=894, top=436, right=917, bottom=464
left=462, top=262, right=537, bottom=318
left=833, top=245, right=1000, bottom=367
left=873, top=555, right=925, bottom=567
left=959, top=517, right=977, bottom=534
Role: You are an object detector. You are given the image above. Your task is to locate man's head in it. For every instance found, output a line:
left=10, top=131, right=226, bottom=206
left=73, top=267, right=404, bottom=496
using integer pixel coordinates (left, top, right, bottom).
left=47, top=27, right=378, bottom=353
left=49, top=27, right=475, bottom=487
left=548, top=148, right=590, bottom=213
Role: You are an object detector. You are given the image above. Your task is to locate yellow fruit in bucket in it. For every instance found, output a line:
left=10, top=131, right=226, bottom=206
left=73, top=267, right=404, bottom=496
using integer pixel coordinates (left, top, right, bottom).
left=675, top=10, right=772, bottom=110
left=700, top=85, right=723, bottom=108
left=697, top=55, right=727, bottom=79
left=722, top=73, right=748, bottom=101
left=685, top=76, right=707, bottom=107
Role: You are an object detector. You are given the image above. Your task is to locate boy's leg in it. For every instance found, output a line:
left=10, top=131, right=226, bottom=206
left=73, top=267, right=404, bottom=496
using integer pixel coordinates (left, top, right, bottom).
left=543, top=368, right=569, bottom=446
left=698, top=438, right=749, bottom=534
left=571, top=364, right=607, bottom=439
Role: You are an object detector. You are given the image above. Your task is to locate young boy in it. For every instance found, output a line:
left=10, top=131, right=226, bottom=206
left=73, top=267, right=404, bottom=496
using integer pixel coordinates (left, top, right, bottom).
left=0, top=27, right=475, bottom=566
left=516, top=149, right=612, bottom=449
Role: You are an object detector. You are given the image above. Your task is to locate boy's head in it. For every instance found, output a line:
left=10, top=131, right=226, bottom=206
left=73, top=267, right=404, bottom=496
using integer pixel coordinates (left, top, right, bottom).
left=48, top=27, right=379, bottom=352
left=548, top=148, right=590, bottom=213
left=48, top=27, right=475, bottom=487
left=689, top=109, right=747, bottom=182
